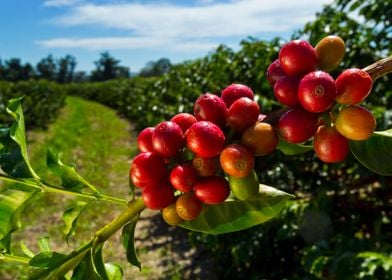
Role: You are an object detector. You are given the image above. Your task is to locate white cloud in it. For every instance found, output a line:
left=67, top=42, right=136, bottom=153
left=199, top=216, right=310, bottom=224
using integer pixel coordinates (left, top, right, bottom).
left=39, top=0, right=333, bottom=51
left=36, top=36, right=219, bottom=52
left=44, top=0, right=81, bottom=7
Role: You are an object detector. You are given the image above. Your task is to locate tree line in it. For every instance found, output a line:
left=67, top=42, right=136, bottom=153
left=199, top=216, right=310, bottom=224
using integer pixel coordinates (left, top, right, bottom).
left=0, top=51, right=171, bottom=83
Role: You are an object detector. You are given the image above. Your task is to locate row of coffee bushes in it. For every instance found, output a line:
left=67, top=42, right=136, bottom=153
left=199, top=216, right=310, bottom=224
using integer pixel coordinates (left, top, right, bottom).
left=0, top=80, right=66, bottom=129
left=65, top=39, right=281, bottom=131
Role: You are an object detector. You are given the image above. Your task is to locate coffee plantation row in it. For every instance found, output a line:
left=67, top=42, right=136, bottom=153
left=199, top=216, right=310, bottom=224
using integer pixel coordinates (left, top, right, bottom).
left=0, top=1, right=391, bottom=278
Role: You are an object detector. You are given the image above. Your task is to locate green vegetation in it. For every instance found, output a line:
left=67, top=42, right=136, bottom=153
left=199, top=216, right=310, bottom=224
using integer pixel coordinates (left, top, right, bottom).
left=0, top=0, right=391, bottom=279
left=0, top=80, right=66, bottom=129
left=0, top=96, right=136, bottom=279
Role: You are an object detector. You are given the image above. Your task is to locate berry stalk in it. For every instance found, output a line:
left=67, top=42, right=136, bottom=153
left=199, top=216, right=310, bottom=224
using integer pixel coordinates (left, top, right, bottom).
left=363, top=55, right=392, bottom=80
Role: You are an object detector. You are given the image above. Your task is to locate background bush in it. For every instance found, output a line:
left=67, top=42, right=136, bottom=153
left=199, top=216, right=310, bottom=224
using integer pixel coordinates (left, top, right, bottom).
left=0, top=80, right=66, bottom=129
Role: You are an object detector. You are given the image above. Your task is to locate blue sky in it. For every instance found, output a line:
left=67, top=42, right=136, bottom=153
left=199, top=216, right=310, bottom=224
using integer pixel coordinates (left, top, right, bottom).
left=0, top=0, right=333, bottom=73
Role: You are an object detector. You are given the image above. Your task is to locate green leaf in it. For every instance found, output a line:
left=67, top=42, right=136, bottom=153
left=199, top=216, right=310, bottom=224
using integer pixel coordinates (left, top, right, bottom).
left=71, top=247, right=107, bottom=280
left=350, top=129, right=392, bottom=176
left=0, top=97, right=40, bottom=179
left=63, top=201, right=87, bottom=241
left=38, top=236, right=51, bottom=252
left=29, top=251, right=66, bottom=268
left=122, top=218, right=141, bottom=270
left=47, top=148, right=98, bottom=192
left=20, top=241, right=35, bottom=258
left=179, top=185, right=294, bottom=234
left=276, top=137, right=313, bottom=156
left=104, top=263, right=123, bottom=280
left=0, top=187, right=39, bottom=248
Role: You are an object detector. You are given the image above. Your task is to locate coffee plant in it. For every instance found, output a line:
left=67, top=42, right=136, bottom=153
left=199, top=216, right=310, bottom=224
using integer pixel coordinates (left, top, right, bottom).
left=0, top=33, right=391, bottom=279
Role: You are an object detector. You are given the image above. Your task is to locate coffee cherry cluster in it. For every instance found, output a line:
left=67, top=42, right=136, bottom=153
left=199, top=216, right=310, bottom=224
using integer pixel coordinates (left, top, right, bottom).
left=130, top=84, right=279, bottom=225
left=267, top=35, right=376, bottom=163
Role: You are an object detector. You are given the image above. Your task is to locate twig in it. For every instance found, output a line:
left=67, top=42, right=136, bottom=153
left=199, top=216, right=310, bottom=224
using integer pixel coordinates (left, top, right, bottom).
left=363, top=55, right=392, bottom=81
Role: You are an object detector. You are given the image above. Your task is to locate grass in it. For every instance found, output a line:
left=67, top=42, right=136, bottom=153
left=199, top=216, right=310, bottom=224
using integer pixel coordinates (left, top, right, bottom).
left=0, top=96, right=141, bottom=279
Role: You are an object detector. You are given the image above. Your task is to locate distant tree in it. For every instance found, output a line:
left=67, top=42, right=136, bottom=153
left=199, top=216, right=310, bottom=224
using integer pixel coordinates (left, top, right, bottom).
left=90, top=51, right=130, bottom=81
left=73, top=71, right=88, bottom=83
left=2, top=58, right=34, bottom=81
left=0, top=58, right=3, bottom=80
left=57, top=55, right=77, bottom=83
left=139, top=58, right=171, bottom=77
left=36, top=55, right=57, bottom=81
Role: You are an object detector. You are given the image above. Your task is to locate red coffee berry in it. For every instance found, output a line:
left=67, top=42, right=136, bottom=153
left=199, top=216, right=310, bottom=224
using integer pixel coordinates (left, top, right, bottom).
left=266, top=59, right=286, bottom=87
left=194, top=93, right=227, bottom=128
left=170, top=113, right=197, bottom=133
left=194, top=176, right=230, bottom=204
left=273, top=75, right=300, bottom=107
left=170, top=164, right=199, bottom=192
left=152, top=121, right=184, bottom=157
left=130, top=152, right=166, bottom=188
left=298, top=71, right=337, bottom=113
left=137, top=127, right=155, bottom=152
left=192, top=155, right=220, bottom=177
left=142, top=183, right=175, bottom=210
left=227, top=97, right=260, bottom=132
left=221, top=84, right=254, bottom=108
left=176, top=192, right=203, bottom=221
left=314, top=125, right=349, bottom=163
left=220, top=144, right=254, bottom=178
left=186, top=121, right=225, bottom=158
left=335, top=68, right=373, bottom=105
left=278, top=107, right=319, bottom=143
left=279, top=40, right=318, bottom=76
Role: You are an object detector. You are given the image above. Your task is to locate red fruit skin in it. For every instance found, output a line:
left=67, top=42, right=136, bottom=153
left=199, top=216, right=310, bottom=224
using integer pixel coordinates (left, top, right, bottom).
left=130, top=152, right=166, bottom=188
left=192, top=155, right=220, bottom=177
left=194, top=176, right=230, bottom=204
left=170, top=113, right=197, bottom=133
left=335, top=68, right=373, bottom=105
left=169, top=164, right=199, bottom=192
left=279, top=40, right=318, bottom=76
left=227, top=97, right=260, bottom=132
left=186, top=121, right=225, bottom=157
left=194, top=93, right=227, bottom=128
left=278, top=107, right=319, bottom=143
left=273, top=75, right=300, bottom=107
left=137, top=127, right=155, bottom=152
left=266, top=59, right=286, bottom=87
left=314, top=125, right=349, bottom=163
left=142, top=183, right=175, bottom=210
left=298, top=71, right=337, bottom=113
left=152, top=121, right=184, bottom=157
left=221, top=84, right=254, bottom=108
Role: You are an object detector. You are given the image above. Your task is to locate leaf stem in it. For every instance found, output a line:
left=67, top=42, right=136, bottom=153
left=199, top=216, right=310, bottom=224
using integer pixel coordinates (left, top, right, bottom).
left=0, top=254, right=30, bottom=265
left=95, top=197, right=146, bottom=243
left=0, top=174, right=127, bottom=206
left=363, top=55, right=392, bottom=81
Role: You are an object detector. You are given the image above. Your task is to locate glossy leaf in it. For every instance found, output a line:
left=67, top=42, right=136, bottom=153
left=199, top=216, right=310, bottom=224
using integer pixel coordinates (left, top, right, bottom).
left=104, top=263, right=123, bottom=280
left=0, top=187, right=39, bottom=248
left=0, top=97, right=40, bottom=179
left=29, top=251, right=66, bottom=268
left=63, top=201, right=87, bottom=241
left=350, top=129, right=392, bottom=176
left=276, top=137, right=313, bottom=156
left=122, top=217, right=141, bottom=270
left=47, top=149, right=98, bottom=192
left=179, top=185, right=294, bottom=234
left=71, top=246, right=112, bottom=280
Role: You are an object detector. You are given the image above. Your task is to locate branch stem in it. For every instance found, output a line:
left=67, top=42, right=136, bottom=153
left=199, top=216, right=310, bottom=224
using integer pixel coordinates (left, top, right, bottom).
left=363, top=55, right=392, bottom=81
